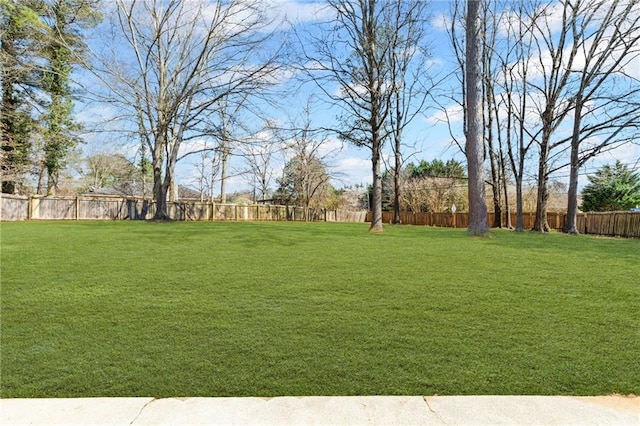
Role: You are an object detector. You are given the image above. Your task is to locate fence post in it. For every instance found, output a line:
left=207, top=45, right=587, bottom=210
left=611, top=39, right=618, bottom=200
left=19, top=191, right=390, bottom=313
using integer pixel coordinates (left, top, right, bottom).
left=75, top=196, right=80, bottom=220
left=584, top=212, right=588, bottom=235
left=29, top=196, right=38, bottom=220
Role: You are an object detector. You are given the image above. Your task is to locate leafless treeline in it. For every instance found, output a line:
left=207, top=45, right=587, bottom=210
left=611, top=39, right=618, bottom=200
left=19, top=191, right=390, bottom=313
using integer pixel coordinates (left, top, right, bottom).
left=446, top=0, right=640, bottom=232
left=3, top=0, right=638, bottom=233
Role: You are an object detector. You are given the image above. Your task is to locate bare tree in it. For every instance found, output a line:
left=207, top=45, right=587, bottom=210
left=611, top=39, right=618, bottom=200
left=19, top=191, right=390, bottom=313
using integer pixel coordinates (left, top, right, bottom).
left=400, top=175, right=467, bottom=213
left=190, top=140, right=221, bottom=202
left=278, top=153, right=331, bottom=220
left=524, top=0, right=640, bottom=232
left=275, top=106, right=335, bottom=220
left=441, top=1, right=467, bottom=155
left=92, top=0, right=281, bottom=219
left=480, top=0, right=510, bottom=228
left=448, top=0, right=529, bottom=230
left=562, top=0, right=640, bottom=233
left=79, top=151, right=137, bottom=192
left=445, top=0, right=504, bottom=230
left=526, top=1, right=585, bottom=232
left=445, top=0, right=640, bottom=234
left=242, top=135, right=278, bottom=203
left=299, top=0, right=394, bottom=232
left=206, top=93, right=249, bottom=203
left=499, top=0, right=539, bottom=232
left=383, top=0, right=435, bottom=224
left=465, top=0, right=489, bottom=235
left=185, top=92, right=255, bottom=203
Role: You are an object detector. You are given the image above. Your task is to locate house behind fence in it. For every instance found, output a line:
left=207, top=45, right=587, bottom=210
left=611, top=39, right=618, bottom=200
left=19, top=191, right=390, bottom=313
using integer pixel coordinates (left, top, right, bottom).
left=1, top=194, right=638, bottom=238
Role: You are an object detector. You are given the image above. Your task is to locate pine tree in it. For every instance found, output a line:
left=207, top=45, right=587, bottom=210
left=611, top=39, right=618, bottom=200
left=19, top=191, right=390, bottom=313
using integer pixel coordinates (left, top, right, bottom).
left=41, top=0, right=100, bottom=194
left=0, top=0, right=44, bottom=193
left=581, top=161, right=640, bottom=212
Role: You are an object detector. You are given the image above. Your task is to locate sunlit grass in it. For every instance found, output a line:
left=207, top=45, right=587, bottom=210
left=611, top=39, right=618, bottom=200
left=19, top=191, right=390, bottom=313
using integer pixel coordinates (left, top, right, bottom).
left=1, top=221, right=638, bottom=397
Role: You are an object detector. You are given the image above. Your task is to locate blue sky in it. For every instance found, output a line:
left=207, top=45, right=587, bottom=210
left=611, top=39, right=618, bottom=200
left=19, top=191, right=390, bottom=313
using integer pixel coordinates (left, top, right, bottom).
left=76, top=0, right=640, bottom=197
left=178, top=0, right=467, bottom=195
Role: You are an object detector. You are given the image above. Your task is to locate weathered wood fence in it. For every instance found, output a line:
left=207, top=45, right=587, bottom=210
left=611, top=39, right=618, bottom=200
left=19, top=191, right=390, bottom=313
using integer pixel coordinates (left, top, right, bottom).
left=0, top=194, right=367, bottom=223
left=368, top=210, right=640, bottom=238
left=2, top=194, right=638, bottom=237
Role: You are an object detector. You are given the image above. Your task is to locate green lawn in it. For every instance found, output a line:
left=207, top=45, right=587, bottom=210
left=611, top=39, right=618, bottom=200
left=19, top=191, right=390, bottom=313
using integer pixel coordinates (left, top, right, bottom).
left=1, top=220, right=638, bottom=398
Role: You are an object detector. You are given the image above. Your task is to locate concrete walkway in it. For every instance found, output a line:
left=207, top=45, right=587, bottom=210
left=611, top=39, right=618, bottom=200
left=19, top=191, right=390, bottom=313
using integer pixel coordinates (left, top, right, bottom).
left=1, top=395, right=638, bottom=425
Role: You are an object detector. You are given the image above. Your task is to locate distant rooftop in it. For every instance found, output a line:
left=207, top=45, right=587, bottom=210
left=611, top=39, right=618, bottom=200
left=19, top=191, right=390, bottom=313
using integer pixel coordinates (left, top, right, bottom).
left=85, top=181, right=202, bottom=200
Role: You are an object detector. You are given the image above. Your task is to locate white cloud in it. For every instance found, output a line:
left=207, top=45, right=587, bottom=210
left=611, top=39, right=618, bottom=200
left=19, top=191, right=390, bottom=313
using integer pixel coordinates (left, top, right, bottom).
left=597, top=142, right=640, bottom=166
left=425, top=103, right=463, bottom=125
left=208, top=0, right=332, bottom=33
left=431, top=13, right=449, bottom=32
left=266, top=0, right=333, bottom=28
left=623, top=54, right=640, bottom=80
left=333, top=156, right=371, bottom=187
left=178, top=138, right=218, bottom=160
left=317, top=137, right=344, bottom=158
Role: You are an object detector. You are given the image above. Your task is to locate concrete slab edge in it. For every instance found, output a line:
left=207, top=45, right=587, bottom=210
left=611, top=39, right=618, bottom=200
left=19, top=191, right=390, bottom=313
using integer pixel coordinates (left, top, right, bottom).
left=1, top=395, right=638, bottom=425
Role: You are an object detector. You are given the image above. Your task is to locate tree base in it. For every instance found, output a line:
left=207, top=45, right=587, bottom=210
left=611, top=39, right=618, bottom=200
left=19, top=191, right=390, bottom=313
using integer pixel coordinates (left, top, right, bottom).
left=148, top=216, right=175, bottom=223
left=467, top=228, right=490, bottom=237
left=369, top=224, right=384, bottom=233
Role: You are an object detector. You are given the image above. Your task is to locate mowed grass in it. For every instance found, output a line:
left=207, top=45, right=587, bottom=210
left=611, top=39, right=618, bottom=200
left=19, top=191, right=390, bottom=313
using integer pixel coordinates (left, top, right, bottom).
left=1, top=220, right=638, bottom=398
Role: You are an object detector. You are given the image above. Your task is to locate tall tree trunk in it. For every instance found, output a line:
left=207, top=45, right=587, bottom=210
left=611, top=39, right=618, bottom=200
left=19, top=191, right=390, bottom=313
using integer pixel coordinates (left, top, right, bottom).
left=488, top=152, right=502, bottom=228
left=152, top=135, right=171, bottom=220
left=501, top=153, right=511, bottom=229
left=564, top=102, right=584, bottom=234
left=154, top=185, right=170, bottom=220
left=370, top=138, right=384, bottom=232
left=515, top=175, right=524, bottom=231
left=220, top=147, right=228, bottom=203
left=153, top=167, right=168, bottom=220
left=465, top=0, right=489, bottom=236
left=514, top=102, right=529, bottom=232
left=565, top=147, right=580, bottom=234
left=393, top=138, right=402, bottom=224
left=486, top=100, right=503, bottom=228
left=36, top=164, right=45, bottom=195
left=533, top=136, right=550, bottom=232
left=483, top=23, right=501, bottom=229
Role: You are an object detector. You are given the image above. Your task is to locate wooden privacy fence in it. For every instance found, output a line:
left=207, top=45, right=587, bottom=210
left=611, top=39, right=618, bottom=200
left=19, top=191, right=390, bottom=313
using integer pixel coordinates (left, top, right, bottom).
left=578, top=211, right=640, bottom=238
left=2, top=194, right=637, bottom=237
left=368, top=210, right=640, bottom=238
left=372, top=211, right=556, bottom=230
left=0, top=194, right=368, bottom=224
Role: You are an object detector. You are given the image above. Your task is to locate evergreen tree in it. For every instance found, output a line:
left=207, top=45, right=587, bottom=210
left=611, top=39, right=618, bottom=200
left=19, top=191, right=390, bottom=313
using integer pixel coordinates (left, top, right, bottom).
left=581, top=161, right=640, bottom=212
left=0, top=0, right=44, bottom=193
left=406, top=159, right=466, bottom=179
left=41, top=0, right=100, bottom=194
